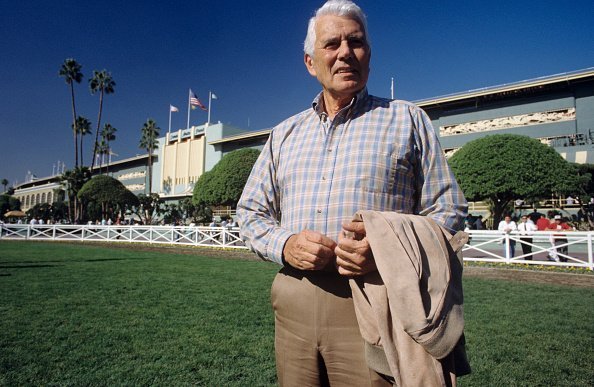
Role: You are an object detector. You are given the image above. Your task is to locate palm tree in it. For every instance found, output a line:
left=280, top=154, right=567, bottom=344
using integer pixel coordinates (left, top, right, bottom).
left=1, top=178, right=8, bottom=193
left=73, top=116, right=92, bottom=167
left=101, top=123, right=117, bottom=172
left=59, top=59, right=83, bottom=168
left=89, top=70, right=116, bottom=169
left=139, top=119, right=160, bottom=194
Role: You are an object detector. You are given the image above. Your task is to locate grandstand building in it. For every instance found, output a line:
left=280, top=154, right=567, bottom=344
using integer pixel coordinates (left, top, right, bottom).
left=13, top=68, right=594, bottom=213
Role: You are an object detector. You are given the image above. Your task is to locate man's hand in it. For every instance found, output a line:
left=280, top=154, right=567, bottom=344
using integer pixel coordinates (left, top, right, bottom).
left=283, top=230, right=337, bottom=270
left=335, top=221, right=376, bottom=276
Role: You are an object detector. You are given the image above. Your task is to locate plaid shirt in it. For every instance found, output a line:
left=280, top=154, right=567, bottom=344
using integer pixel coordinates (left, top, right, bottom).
left=237, top=88, right=467, bottom=265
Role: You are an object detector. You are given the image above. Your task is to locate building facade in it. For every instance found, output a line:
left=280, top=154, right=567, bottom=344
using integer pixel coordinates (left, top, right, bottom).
left=12, top=68, right=594, bottom=214
left=418, top=68, right=594, bottom=162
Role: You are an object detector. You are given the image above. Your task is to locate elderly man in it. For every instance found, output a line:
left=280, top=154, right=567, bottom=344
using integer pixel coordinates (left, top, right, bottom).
left=237, top=1, right=467, bottom=385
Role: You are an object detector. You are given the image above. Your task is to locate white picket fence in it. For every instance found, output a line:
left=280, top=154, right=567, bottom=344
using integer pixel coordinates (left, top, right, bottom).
left=1, top=225, right=593, bottom=270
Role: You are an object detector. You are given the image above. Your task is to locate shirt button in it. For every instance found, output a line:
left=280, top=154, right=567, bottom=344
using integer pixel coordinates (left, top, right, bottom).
left=322, top=176, right=326, bottom=181
left=327, top=148, right=332, bottom=152
left=317, top=209, right=322, bottom=214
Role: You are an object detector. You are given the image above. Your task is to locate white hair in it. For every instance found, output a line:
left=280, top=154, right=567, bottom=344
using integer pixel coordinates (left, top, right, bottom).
left=303, top=0, right=370, bottom=57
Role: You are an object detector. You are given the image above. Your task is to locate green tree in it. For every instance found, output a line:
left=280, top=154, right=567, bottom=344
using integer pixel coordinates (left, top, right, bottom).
left=162, top=203, right=182, bottom=225
left=139, top=119, right=160, bottom=194
left=89, top=70, right=116, bottom=169
left=73, top=116, right=92, bottom=167
left=574, top=163, right=594, bottom=200
left=0, top=194, right=21, bottom=220
left=449, top=134, right=584, bottom=227
left=176, top=197, right=213, bottom=225
left=134, top=193, right=163, bottom=225
left=1, top=178, right=8, bottom=193
left=61, top=166, right=91, bottom=223
left=193, top=148, right=260, bottom=208
left=59, top=58, right=83, bottom=168
left=78, top=175, right=139, bottom=220
left=51, top=201, right=68, bottom=223
left=26, top=203, right=52, bottom=222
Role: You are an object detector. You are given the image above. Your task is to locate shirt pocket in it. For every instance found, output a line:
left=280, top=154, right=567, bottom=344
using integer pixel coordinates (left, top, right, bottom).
left=353, top=150, right=399, bottom=194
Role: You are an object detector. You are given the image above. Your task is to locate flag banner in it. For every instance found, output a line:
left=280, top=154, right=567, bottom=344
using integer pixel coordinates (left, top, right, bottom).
left=211, top=93, right=218, bottom=99
left=170, top=105, right=179, bottom=112
left=189, top=89, right=207, bottom=111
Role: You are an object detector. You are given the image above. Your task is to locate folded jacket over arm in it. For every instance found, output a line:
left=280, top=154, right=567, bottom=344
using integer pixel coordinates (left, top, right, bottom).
left=350, top=210, right=470, bottom=386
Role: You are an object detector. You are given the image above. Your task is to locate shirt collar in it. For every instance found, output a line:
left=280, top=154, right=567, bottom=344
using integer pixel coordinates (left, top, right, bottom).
left=311, top=88, right=369, bottom=121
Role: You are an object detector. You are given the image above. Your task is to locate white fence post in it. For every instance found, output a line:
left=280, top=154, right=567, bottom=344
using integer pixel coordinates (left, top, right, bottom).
left=504, top=233, right=511, bottom=264
left=588, top=233, right=594, bottom=270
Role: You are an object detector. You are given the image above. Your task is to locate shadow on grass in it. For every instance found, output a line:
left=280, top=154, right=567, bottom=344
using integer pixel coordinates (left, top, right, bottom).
left=83, top=258, right=140, bottom=262
left=1, top=257, right=150, bottom=265
left=0, top=264, right=61, bottom=269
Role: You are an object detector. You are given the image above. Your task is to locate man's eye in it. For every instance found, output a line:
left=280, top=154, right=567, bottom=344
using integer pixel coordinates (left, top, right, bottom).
left=349, top=38, right=364, bottom=47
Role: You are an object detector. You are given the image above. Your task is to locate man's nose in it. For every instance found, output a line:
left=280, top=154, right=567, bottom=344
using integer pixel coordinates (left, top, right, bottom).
left=337, top=40, right=353, bottom=60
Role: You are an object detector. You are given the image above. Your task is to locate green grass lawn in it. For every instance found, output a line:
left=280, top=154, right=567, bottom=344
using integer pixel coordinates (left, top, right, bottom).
left=1, top=241, right=593, bottom=386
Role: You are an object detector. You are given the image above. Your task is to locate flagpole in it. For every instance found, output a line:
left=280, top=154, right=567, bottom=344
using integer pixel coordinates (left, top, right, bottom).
left=207, top=91, right=212, bottom=125
left=168, top=105, right=172, bottom=133
left=187, top=89, right=191, bottom=129
left=391, top=77, right=394, bottom=99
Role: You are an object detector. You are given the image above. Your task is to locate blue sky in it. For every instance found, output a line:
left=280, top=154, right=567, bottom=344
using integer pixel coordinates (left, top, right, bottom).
left=1, top=0, right=593, bottom=187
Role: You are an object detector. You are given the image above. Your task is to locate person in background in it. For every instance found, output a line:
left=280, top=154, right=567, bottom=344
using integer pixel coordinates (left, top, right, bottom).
left=536, top=214, right=550, bottom=231
left=498, top=214, right=517, bottom=257
left=474, top=214, right=484, bottom=230
left=546, top=215, right=573, bottom=262
left=517, top=215, right=537, bottom=259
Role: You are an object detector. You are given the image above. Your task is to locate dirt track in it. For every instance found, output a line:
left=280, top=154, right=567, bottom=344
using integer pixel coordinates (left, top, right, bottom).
left=97, top=243, right=594, bottom=289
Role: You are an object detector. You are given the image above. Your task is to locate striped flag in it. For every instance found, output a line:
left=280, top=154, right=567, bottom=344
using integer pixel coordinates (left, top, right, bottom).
left=189, top=89, right=207, bottom=111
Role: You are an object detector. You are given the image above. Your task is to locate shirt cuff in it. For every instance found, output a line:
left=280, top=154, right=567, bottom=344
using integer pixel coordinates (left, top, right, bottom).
left=266, top=228, right=295, bottom=265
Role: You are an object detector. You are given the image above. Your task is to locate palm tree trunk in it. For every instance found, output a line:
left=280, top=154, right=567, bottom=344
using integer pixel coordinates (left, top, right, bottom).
left=91, top=89, right=104, bottom=170
left=80, top=131, right=84, bottom=167
left=106, top=144, right=111, bottom=173
left=147, top=152, right=153, bottom=194
left=71, top=83, right=78, bottom=168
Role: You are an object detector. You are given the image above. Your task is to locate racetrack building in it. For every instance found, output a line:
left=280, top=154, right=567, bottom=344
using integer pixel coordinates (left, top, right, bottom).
left=12, top=68, right=594, bottom=215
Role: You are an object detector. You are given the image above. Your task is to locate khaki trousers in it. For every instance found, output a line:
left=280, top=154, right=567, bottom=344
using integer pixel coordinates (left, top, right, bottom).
left=271, top=266, right=391, bottom=387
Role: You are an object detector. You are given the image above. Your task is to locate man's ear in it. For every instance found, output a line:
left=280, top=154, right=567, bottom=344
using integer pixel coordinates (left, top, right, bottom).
left=304, top=53, right=316, bottom=77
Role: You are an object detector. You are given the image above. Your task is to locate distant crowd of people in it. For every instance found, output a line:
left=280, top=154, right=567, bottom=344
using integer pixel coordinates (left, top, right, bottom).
left=16, top=215, right=240, bottom=228
left=464, top=211, right=576, bottom=262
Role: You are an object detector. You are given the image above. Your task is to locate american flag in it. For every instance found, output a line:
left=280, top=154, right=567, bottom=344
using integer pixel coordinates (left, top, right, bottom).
left=189, top=89, right=207, bottom=111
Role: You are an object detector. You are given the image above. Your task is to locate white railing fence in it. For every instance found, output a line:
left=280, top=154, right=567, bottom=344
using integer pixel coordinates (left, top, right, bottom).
left=1, top=225, right=592, bottom=270
left=463, top=230, right=593, bottom=270
left=0, top=224, right=246, bottom=249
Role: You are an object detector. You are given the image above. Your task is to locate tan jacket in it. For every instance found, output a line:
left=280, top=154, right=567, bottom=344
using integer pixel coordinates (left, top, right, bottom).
left=350, top=211, right=470, bottom=386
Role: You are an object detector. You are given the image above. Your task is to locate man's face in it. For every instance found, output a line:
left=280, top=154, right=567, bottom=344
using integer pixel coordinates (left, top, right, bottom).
left=505, top=216, right=511, bottom=223
left=304, top=15, right=370, bottom=101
